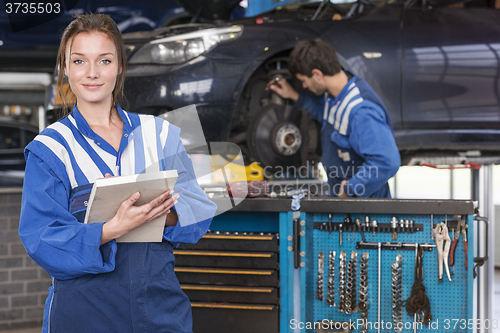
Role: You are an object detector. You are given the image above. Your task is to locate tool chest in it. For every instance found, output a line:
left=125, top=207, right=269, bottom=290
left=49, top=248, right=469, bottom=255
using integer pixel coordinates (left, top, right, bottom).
left=176, top=211, right=281, bottom=333
left=174, top=198, right=478, bottom=333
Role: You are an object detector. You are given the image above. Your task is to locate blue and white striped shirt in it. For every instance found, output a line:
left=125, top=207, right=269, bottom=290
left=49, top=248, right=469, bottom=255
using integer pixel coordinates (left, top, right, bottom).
left=19, top=104, right=216, bottom=280
left=323, top=82, right=364, bottom=136
left=295, top=74, right=400, bottom=198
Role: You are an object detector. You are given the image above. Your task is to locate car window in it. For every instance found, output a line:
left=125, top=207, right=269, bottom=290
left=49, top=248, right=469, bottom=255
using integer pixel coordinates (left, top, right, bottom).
left=0, top=126, right=21, bottom=149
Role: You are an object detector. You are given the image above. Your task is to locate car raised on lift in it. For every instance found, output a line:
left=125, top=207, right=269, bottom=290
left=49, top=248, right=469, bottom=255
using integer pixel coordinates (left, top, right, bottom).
left=88, top=0, right=500, bottom=168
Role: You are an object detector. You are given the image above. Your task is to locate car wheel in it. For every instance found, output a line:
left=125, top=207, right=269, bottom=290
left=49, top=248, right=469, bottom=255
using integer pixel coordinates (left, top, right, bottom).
left=233, top=56, right=321, bottom=171
left=247, top=102, right=305, bottom=169
left=246, top=93, right=321, bottom=173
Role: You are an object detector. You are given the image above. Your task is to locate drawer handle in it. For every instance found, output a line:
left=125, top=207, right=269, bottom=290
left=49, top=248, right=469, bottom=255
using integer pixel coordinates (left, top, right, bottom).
left=175, top=267, right=273, bottom=275
left=191, top=302, right=275, bottom=311
left=174, top=250, right=273, bottom=258
left=181, top=285, right=274, bottom=293
left=202, top=235, right=274, bottom=241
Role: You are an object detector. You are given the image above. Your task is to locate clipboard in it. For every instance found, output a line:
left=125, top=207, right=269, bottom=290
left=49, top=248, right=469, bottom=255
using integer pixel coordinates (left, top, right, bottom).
left=84, top=170, right=178, bottom=242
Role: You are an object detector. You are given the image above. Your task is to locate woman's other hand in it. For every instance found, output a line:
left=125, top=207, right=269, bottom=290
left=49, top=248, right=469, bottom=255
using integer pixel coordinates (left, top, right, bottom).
left=101, top=187, right=179, bottom=244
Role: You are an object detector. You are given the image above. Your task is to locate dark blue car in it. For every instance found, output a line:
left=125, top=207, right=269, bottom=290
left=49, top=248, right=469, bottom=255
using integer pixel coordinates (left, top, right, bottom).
left=0, top=0, right=187, bottom=72
left=121, top=0, right=500, bottom=168
left=0, top=0, right=188, bottom=177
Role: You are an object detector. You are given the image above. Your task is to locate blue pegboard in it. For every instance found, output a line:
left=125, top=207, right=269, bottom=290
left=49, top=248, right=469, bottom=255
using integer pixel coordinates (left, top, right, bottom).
left=306, top=213, right=473, bottom=333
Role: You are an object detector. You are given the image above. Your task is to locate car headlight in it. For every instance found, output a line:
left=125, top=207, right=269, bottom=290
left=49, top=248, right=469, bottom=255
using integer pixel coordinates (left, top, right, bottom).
left=129, top=25, right=243, bottom=65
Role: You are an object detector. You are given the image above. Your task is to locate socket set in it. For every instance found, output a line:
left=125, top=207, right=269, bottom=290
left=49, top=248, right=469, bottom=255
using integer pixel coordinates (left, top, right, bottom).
left=338, top=251, right=347, bottom=313
left=327, top=251, right=336, bottom=306
left=392, top=254, right=403, bottom=332
left=316, top=252, right=325, bottom=302
left=345, top=251, right=357, bottom=314
left=358, top=252, right=369, bottom=333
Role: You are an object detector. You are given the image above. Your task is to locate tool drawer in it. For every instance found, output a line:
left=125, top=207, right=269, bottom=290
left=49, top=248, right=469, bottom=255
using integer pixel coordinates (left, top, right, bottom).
left=181, top=285, right=279, bottom=304
left=174, top=267, right=279, bottom=286
left=174, top=250, right=279, bottom=269
left=191, top=302, right=279, bottom=333
left=175, top=230, right=280, bottom=333
left=177, top=232, right=279, bottom=252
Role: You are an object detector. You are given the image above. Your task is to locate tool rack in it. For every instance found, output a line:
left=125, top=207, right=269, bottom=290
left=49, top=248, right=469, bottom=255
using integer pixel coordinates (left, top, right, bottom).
left=176, top=198, right=479, bottom=333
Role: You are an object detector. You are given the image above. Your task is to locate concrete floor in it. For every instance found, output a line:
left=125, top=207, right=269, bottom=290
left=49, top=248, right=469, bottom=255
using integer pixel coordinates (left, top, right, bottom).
left=1, top=269, right=499, bottom=333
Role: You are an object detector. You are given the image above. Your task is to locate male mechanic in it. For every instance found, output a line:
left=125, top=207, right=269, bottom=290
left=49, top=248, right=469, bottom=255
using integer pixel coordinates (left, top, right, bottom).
left=267, top=39, right=400, bottom=198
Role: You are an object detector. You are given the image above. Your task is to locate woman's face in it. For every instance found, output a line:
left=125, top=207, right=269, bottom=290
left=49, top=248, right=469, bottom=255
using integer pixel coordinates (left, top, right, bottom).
left=65, top=32, right=121, bottom=109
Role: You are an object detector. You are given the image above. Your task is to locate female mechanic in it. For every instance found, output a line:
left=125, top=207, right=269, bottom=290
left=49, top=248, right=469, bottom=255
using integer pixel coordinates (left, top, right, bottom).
left=19, top=13, right=217, bottom=333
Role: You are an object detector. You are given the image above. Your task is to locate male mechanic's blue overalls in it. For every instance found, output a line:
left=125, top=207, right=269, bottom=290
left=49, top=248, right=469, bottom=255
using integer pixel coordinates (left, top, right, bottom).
left=295, top=74, right=400, bottom=197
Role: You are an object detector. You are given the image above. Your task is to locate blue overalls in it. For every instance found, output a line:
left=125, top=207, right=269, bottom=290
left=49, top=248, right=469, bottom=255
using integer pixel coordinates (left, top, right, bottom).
left=19, top=104, right=217, bottom=332
left=295, top=74, right=400, bottom=197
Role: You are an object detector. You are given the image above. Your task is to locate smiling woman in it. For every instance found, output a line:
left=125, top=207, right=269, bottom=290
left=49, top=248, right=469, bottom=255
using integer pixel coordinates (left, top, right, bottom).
left=55, top=14, right=127, bottom=119
left=65, top=31, right=124, bottom=151
left=66, top=32, right=121, bottom=111
left=19, top=13, right=217, bottom=333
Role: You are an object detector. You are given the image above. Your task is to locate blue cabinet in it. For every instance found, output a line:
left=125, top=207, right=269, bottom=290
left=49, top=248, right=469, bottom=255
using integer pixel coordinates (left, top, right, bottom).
left=183, top=198, right=476, bottom=333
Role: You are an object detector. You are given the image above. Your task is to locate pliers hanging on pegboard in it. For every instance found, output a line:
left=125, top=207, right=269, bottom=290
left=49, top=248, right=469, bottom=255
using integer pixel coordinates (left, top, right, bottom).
left=450, top=215, right=468, bottom=270
left=434, top=222, right=452, bottom=282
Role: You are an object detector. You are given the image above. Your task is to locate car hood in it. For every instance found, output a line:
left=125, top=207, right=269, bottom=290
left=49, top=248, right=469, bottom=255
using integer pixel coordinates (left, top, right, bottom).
left=122, top=23, right=216, bottom=44
left=176, top=0, right=242, bottom=21
left=122, top=1, right=354, bottom=44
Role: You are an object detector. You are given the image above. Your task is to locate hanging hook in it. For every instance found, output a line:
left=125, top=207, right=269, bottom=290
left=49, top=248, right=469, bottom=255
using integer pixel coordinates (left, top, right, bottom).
left=345, top=213, right=355, bottom=242
left=347, top=229, right=356, bottom=242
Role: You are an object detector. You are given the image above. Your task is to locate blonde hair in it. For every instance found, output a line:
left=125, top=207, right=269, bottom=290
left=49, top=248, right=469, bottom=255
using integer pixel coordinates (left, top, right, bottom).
left=55, top=13, right=127, bottom=116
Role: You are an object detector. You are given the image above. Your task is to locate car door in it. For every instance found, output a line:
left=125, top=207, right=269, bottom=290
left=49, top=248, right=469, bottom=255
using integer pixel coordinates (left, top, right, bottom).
left=401, top=3, right=500, bottom=129
left=320, top=4, right=404, bottom=129
left=0, top=124, right=23, bottom=170
left=0, top=122, right=38, bottom=170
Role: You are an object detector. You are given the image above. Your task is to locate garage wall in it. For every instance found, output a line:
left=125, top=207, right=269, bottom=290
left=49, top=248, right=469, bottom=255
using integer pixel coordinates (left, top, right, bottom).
left=0, top=189, right=48, bottom=330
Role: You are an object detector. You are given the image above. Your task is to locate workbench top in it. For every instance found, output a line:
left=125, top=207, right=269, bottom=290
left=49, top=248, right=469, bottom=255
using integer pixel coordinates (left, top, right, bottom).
left=219, top=197, right=476, bottom=215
